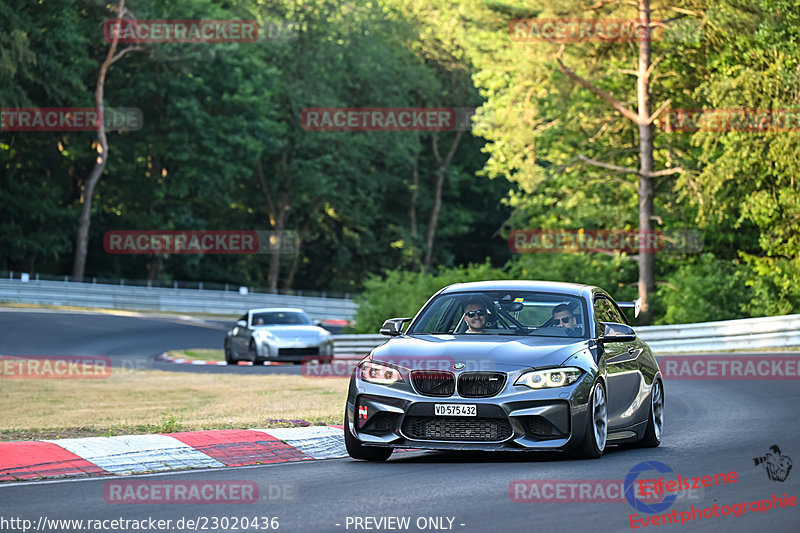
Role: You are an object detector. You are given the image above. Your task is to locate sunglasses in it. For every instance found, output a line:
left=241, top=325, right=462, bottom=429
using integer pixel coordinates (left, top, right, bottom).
left=465, top=310, right=487, bottom=318
left=554, top=316, right=574, bottom=324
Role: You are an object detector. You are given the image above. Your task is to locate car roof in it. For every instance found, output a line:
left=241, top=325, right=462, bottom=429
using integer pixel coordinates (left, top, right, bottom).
left=439, top=280, right=594, bottom=297
left=248, top=308, right=306, bottom=314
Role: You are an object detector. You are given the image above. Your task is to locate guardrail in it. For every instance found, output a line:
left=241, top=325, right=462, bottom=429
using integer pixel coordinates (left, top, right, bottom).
left=333, top=335, right=387, bottom=357
left=4, top=275, right=797, bottom=353
left=0, top=278, right=357, bottom=322
left=332, top=314, right=800, bottom=355
left=635, top=315, right=800, bottom=353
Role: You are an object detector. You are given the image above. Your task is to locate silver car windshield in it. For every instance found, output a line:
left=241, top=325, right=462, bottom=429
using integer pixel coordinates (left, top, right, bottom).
left=251, top=312, right=312, bottom=326
left=409, top=291, right=588, bottom=339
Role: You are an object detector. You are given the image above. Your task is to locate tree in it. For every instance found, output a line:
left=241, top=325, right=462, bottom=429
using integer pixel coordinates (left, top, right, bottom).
left=72, top=0, right=141, bottom=280
left=675, top=0, right=800, bottom=316
left=457, top=0, right=702, bottom=321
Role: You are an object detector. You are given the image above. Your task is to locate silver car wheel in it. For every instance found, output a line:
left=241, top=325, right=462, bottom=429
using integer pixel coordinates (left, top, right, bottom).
left=593, top=383, right=607, bottom=452
left=651, top=380, right=664, bottom=441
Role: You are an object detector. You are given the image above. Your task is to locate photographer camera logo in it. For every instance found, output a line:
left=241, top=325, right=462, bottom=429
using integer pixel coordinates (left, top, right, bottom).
left=753, top=445, right=792, bottom=482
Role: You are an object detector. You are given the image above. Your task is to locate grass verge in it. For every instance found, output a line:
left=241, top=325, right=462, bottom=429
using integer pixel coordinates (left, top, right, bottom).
left=0, top=367, right=347, bottom=442
left=167, top=349, right=225, bottom=362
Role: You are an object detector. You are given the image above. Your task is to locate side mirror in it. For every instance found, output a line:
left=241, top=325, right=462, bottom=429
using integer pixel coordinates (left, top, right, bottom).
left=598, top=322, right=636, bottom=343
left=380, top=317, right=411, bottom=337
left=237, top=319, right=247, bottom=327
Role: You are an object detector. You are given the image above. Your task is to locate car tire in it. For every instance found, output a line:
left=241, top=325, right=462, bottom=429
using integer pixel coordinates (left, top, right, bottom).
left=573, top=381, right=607, bottom=459
left=344, top=408, right=393, bottom=461
left=224, top=339, right=235, bottom=364
left=249, top=341, right=263, bottom=365
left=638, top=379, right=664, bottom=448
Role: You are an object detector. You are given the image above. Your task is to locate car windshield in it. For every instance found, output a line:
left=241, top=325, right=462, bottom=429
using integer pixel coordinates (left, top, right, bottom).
left=409, top=291, right=588, bottom=339
left=251, top=311, right=312, bottom=326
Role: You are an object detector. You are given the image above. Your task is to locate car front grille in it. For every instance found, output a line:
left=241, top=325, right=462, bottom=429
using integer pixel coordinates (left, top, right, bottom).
left=278, top=347, right=319, bottom=356
left=402, top=416, right=513, bottom=441
left=411, top=371, right=455, bottom=397
left=457, top=372, right=507, bottom=398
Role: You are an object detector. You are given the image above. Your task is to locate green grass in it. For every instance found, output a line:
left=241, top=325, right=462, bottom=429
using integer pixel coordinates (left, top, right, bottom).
left=0, top=367, right=348, bottom=441
left=169, top=349, right=225, bottom=362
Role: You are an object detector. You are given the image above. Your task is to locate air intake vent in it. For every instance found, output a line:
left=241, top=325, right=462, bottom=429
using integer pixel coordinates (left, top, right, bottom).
left=402, top=417, right=512, bottom=441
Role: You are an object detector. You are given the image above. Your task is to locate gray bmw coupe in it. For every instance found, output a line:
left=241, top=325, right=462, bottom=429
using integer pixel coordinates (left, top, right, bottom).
left=345, top=280, right=664, bottom=461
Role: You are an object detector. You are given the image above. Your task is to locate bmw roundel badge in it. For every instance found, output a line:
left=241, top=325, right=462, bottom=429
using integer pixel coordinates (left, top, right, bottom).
left=453, top=362, right=465, bottom=370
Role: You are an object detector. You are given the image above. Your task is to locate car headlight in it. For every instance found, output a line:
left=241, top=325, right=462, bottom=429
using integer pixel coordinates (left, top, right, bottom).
left=515, top=367, right=583, bottom=389
left=360, top=361, right=404, bottom=385
left=254, top=330, right=274, bottom=341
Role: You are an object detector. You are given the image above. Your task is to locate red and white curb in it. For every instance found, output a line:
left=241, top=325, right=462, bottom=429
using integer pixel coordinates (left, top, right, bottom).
left=0, top=425, right=350, bottom=482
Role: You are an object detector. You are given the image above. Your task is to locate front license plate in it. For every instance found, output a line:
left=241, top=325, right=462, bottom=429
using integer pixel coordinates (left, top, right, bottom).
left=434, top=404, right=477, bottom=416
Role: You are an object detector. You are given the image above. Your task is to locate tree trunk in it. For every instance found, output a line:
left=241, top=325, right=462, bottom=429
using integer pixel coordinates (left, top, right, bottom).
left=409, top=152, right=419, bottom=238
left=268, top=197, right=289, bottom=292
left=408, top=152, right=421, bottom=271
left=637, top=0, right=655, bottom=322
left=256, top=158, right=290, bottom=292
left=146, top=255, right=163, bottom=282
left=71, top=0, right=139, bottom=281
left=422, top=130, right=464, bottom=273
left=283, top=235, right=301, bottom=289
left=72, top=147, right=106, bottom=281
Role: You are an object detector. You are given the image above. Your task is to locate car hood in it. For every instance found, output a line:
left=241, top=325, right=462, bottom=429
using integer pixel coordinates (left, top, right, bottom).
left=371, top=334, right=589, bottom=371
left=253, top=325, right=326, bottom=337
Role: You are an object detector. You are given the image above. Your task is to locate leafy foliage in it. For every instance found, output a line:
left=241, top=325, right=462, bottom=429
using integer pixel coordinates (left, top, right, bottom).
left=1, top=0, right=799, bottom=325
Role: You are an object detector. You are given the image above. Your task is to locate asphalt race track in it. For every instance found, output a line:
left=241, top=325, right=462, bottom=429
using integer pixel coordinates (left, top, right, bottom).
left=1, top=309, right=799, bottom=532
left=0, top=309, right=304, bottom=375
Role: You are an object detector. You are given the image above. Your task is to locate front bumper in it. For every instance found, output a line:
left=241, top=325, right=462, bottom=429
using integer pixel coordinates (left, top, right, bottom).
left=346, top=372, right=595, bottom=452
left=254, top=339, right=334, bottom=362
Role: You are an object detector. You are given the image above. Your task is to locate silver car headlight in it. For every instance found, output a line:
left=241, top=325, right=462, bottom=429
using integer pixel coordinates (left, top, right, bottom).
left=515, top=367, right=583, bottom=389
left=360, top=361, right=404, bottom=385
left=254, top=330, right=275, bottom=341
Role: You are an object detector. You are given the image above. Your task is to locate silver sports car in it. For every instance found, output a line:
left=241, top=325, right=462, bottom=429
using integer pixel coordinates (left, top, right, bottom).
left=224, top=308, right=333, bottom=364
left=345, top=280, right=664, bottom=460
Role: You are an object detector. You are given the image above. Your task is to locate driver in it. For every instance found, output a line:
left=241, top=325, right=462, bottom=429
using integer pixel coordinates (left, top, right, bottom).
left=552, top=304, right=580, bottom=336
left=463, top=299, right=489, bottom=334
